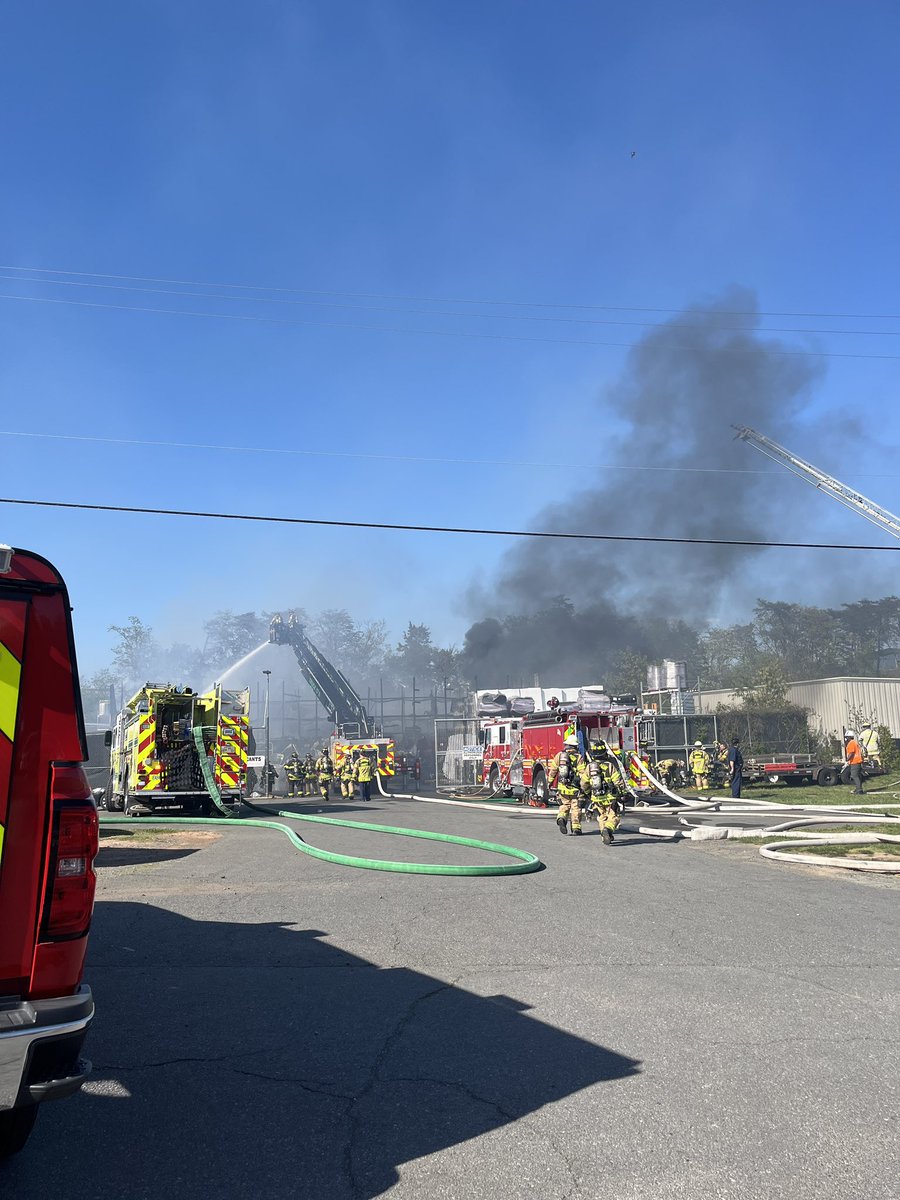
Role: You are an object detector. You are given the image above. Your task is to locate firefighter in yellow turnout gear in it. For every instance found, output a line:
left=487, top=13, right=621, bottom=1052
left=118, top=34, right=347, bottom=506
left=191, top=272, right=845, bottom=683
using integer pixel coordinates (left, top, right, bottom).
left=284, top=752, right=302, bottom=798
left=548, top=735, right=590, bottom=835
left=339, top=751, right=357, bottom=799
left=354, top=751, right=375, bottom=802
left=315, top=748, right=334, bottom=801
left=588, top=742, right=623, bottom=845
left=304, top=754, right=317, bottom=795
left=860, top=723, right=881, bottom=765
left=689, top=741, right=710, bottom=789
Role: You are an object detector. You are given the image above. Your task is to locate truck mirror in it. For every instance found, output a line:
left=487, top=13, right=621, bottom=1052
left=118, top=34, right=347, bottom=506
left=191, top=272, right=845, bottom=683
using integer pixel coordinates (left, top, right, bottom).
left=104, top=730, right=113, bottom=747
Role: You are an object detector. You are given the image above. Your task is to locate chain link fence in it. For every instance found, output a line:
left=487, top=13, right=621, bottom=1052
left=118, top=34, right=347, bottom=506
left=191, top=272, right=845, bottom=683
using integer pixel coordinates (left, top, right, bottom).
left=434, top=718, right=482, bottom=792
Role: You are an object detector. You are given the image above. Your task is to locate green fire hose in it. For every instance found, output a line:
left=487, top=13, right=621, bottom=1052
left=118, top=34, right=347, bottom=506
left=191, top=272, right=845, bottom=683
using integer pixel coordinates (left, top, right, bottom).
left=102, top=739, right=541, bottom=876
left=100, top=811, right=542, bottom=876
left=101, top=731, right=541, bottom=876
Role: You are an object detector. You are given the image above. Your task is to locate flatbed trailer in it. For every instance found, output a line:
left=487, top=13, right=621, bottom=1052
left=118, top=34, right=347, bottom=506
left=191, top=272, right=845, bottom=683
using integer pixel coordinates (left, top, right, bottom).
left=746, top=754, right=884, bottom=788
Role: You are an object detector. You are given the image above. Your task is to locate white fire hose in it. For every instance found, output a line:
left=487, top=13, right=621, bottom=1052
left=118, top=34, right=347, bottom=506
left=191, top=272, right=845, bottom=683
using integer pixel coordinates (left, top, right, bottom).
left=377, top=759, right=900, bottom=870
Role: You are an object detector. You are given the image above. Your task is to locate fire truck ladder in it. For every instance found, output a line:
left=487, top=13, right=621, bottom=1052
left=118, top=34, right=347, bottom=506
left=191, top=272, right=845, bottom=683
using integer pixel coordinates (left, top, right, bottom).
left=269, top=614, right=373, bottom=736
left=733, top=425, right=900, bottom=541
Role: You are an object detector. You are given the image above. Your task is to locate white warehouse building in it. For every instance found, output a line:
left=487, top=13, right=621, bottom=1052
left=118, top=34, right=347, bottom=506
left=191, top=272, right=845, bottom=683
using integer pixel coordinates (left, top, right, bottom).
left=695, top=677, right=900, bottom=740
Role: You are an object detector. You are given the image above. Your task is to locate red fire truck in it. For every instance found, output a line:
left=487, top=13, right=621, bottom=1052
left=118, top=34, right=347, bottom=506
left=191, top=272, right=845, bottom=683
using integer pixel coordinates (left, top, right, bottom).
left=481, top=698, right=652, bottom=805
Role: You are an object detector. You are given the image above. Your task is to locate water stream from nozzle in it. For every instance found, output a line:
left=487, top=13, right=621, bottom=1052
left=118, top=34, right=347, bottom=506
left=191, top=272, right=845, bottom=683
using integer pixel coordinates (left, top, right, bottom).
left=204, top=641, right=269, bottom=691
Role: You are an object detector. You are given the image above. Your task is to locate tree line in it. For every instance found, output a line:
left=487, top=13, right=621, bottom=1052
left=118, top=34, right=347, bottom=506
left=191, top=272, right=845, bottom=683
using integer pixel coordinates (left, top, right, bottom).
left=80, top=594, right=900, bottom=721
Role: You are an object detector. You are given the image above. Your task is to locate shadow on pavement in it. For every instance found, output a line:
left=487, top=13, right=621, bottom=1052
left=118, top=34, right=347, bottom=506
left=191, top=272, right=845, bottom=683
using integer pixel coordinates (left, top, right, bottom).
left=6, top=903, right=641, bottom=1199
left=95, top=845, right=203, bottom=868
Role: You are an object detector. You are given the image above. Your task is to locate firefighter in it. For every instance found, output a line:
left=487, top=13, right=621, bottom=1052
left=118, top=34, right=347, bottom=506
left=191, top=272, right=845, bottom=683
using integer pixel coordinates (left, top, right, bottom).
left=588, top=742, right=622, bottom=845
left=688, top=741, right=710, bottom=789
left=655, top=757, right=678, bottom=788
left=859, top=722, right=881, bottom=765
left=355, top=750, right=375, bottom=802
left=340, top=750, right=357, bottom=799
left=284, top=752, right=302, bottom=798
left=548, top=734, right=589, bottom=835
left=304, top=753, right=317, bottom=795
left=315, top=747, right=334, bottom=801
left=295, top=754, right=307, bottom=796
left=265, top=761, right=278, bottom=795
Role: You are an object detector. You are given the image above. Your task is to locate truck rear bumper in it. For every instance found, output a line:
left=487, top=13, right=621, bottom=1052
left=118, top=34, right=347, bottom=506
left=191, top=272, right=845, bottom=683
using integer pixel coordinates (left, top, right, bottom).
left=0, top=985, right=93, bottom=1109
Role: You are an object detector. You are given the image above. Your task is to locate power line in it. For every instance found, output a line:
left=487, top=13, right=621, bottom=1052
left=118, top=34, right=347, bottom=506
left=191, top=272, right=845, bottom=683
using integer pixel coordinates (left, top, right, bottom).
left=2, top=292, right=899, bottom=361
left=2, top=272, right=898, bottom=338
left=4, top=263, right=900, bottom=322
left=4, top=428, right=900, bottom=479
left=2, top=495, right=897, bottom=552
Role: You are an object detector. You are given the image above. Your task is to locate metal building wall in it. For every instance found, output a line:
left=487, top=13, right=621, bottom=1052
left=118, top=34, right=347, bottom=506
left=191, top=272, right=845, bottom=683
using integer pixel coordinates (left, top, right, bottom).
left=787, top=678, right=900, bottom=739
left=695, top=677, right=900, bottom=738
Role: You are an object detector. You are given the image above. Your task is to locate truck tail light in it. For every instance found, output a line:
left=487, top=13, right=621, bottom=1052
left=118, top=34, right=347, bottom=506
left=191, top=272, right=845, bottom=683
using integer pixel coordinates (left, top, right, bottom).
left=42, top=766, right=99, bottom=940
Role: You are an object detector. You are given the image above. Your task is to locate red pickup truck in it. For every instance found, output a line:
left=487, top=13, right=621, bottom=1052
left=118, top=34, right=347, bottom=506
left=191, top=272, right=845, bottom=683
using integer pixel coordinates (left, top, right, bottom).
left=0, top=545, right=97, bottom=1158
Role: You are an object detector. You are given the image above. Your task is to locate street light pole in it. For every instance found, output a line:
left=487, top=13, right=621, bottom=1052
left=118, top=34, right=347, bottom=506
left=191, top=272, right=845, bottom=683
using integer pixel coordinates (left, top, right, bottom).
left=263, top=670, right=272, bottom=795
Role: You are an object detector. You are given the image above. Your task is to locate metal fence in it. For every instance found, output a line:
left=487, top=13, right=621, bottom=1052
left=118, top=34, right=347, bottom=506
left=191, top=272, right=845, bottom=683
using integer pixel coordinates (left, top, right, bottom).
left=434, top=718, right=482, bottom=792
left=643, top=711, right=816, bottom=762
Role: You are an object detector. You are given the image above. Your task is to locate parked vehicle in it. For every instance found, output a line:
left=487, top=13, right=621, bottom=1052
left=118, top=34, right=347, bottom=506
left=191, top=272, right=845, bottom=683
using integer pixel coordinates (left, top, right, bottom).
left=744, top=753, right=885, bottom=788
left=0, top=544, right=97, bottom=1157
left=106, top=683, right=249, bottom=815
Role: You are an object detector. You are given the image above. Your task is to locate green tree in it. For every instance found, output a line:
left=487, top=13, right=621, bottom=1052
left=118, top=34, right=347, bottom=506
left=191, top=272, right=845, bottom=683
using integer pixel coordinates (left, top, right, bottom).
left=607, top=649, right=649, bottom=696
left=735, top=661, right=790, bottom=709
left=307, top=610, right=388, bottom=679
left=876, top=725, right=899, bottom=773
left=203, top=610, right=270, bottom=672
left=108, top=617, right=157, bottom=685
left=837, top=598, right=900, bottom=675
left=696, top=623, right=760, bottom=688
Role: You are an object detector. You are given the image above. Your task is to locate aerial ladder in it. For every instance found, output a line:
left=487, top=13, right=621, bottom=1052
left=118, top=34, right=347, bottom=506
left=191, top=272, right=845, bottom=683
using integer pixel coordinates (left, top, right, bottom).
left=269, top=613, right=395, bottom=779
left=733, top=425, right=900, bottom=542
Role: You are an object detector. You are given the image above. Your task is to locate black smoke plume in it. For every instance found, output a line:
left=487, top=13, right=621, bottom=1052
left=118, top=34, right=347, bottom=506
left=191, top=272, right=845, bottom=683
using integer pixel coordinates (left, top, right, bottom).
left=462, top=288, right=826, bottom=685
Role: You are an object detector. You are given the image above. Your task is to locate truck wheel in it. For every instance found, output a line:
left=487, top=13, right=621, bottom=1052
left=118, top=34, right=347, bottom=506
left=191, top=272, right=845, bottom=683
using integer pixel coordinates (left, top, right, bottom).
left=123, top=790, right=144, bottom=816
left=0, top=1105, right=39, bottom=1160
left=768, top=774, right=781, bottom=785
left=816, top=767, right=837, bottom=786
left=532, top=767, right=548, bottom=806
left=488, top=765, right=501, bottom=794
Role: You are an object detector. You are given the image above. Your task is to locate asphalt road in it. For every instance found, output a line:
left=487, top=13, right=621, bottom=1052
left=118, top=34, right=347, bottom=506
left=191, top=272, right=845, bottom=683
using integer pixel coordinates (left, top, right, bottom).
left=6, top=796, right=898, bottom=1200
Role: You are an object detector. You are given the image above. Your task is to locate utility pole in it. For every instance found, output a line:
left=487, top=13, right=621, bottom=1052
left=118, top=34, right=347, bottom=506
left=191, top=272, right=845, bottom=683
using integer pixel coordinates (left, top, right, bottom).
left=263, top=670, right=272, bottom=795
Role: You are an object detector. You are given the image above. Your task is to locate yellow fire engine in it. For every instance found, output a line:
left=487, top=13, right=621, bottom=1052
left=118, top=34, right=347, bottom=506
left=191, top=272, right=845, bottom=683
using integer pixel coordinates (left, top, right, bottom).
left=106, top=684, right=249, bottom=815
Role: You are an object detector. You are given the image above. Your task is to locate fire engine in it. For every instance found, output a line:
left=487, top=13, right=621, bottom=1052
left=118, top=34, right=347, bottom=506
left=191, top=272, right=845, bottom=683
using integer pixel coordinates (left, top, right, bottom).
left=106, top=684, right=250, bottom=815
left=481, top=694, right=653, bottom=805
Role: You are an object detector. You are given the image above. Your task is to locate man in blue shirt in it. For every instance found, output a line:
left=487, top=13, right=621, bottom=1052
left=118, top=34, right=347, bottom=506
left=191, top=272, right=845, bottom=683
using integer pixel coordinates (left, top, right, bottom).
left=727, top=739, right=744, bottom=798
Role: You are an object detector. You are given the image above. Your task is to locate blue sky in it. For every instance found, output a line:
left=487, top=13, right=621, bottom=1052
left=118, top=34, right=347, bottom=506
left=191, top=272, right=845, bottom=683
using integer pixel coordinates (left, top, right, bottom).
left=2, top=1, right=899, bottom=674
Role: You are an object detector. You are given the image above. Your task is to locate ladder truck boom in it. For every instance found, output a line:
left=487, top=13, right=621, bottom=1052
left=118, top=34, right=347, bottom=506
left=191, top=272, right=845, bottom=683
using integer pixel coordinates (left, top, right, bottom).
left=733, top=425, right=900, bottom=542
left=269, top=613, right=372, bottom=736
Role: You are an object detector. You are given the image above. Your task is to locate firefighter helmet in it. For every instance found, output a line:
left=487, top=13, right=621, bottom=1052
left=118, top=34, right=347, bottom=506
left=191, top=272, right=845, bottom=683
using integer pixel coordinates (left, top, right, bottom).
left=564, top=734, right=578, bottom=747
left=694, top=740, right=702, bottom=747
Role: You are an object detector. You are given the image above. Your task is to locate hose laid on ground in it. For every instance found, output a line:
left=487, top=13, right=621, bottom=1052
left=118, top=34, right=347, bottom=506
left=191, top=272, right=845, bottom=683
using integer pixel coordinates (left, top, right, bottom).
left=629, top=756, right=722, bottom=808
left=100, top=801, right=542, bottom=877
left=660, top=810, right=900, bottom=873
left=758, top=834, right=900, bottom=872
